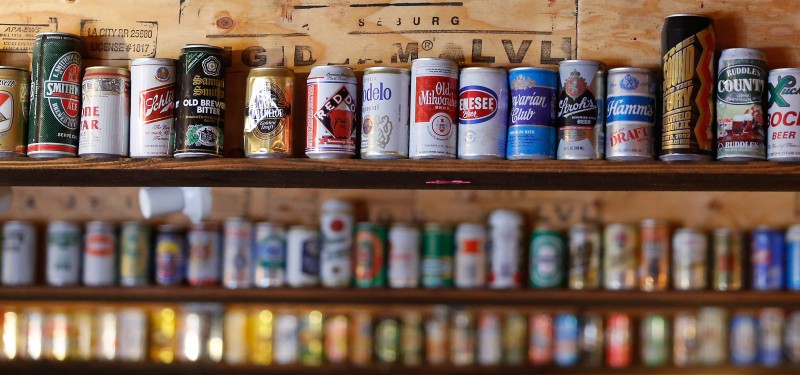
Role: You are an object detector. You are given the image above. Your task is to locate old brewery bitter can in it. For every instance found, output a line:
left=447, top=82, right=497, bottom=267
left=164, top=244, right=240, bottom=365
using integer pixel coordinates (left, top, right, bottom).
left=568, top=223, right=601, bottom=290
left=454, top=223, right=487, bottom=288
left=79, top=67, right=130, bottom=157
left=155, top=225, right=185, bottom=286
left=187, top=223, right=220, bottom=286
left=1, top=221, right=36, bottom=285
left=0, top=67, right=30, bottom=156
left=119, top=221, right=151, bottom=286
left=488, top=209, right=523, bottom=289
left=306, top=66, right=357, bottom=158
left=716, top=48, right=768, bottom=160
left=529, top=227, right=565, bottom=288
left=46, top=221, right=81, bottom=286
left=672, top=228, right=707, bottom=290
left=28, top=32, right=82, bottom=158
left=767, top=68, right=800, bottom=161
left=173, top=44, right=226, bottom=157
left=361, top=67, right=410, bottom=158
left=751, top=226, right=784, bottom=290
left=661, top=14, right=715, bottom=161
left=507, top=67, right=557, bottom=159
left=222, top=218, right=252, bottom=289
left=712, top=228, right=743, bottom=291
left=388, top=223, right=420, bottom=288
left=130, top=58, right=176, bottom=157
left=320, top=199, right=353, bottom=288
left=83, top=221, right=116, bottom=286
left=458, top=67, right=508, bottom=159
left=606, top=68, right=656, bottom=160
left=245, top=67, right=293, bottom=158
left=557, top=60, right=605, bottom=160
left=603, top=224, right=637, bottom=290
left=354, top=222, right=387, bottom=288
left=410, top=58, right=458, bottom=159
left=286, top=225, right=320, bottom=287
left=639, top=219, right=670, bottom=291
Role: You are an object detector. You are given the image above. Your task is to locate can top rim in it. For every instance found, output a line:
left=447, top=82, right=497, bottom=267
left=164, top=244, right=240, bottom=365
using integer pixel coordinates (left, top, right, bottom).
left=412, top=57, right=458, bottom=64
left=249, top=67, right=295, bottom=75
left=364, top=66, right=410, bottom=74
left=36, top=31, right=80, bottom=37
left=0, top=66, right=30, bottom=73
left=664, top=13, right=712, bottom=19
left=182, top=44, right=224, bottom=50
left=156, top=224, right=183, bottom=231
left=770, top=68, right=800, bottom=73
left=508, top=66, right=557, bottom=73
left=607, top=67, right=654, bottom=74
left=131, top=58, right=178, bottom=65
left=460, top=67, right=506, bottom=74
left=85, top=66, right=131, bottom=74
left=559, top=59, right=604, bottom=65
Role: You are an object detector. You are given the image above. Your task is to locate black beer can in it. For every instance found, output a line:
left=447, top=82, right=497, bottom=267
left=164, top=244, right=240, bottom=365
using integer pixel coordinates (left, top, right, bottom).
left=660, top=14, right=715, bottom=161
left=172, top=44, right=226, bottom=157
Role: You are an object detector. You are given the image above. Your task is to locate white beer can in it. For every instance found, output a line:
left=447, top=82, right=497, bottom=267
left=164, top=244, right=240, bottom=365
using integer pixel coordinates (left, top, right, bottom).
left=477, top=312, right=502, bottom=366
left=79, top=67, right=130, bottom=157
left=286, top=225, right=320, bottom=287
left=672, top=227, right=708, bottom=290
left=409, top=58, right=458, bottom=159
left=306, top=66, right=357, bottom=158
left=361, top=67, right=410, bottom=158
left=454, top=223, right=487, bottom=288
left=130, top=58, right=176, bottom=157
left=319, top=199, right=353, bottom=287
left=458, top=67, right=508, bottom=159
left=388, top=223, right=421, bottom=288
left=117, top=307, right=147, bottom=362
left=767, top=68, right=800, bottom=161
left=274, top=312, right=300, bottom=364
left=222, top=217, right=252, bottom=289
left=1, top=221, right=37, bottom=285
left=46, top=221, right=81, bottom=286
left=488, top=209, right=523, bottom=288
left=82, top=221, right=116, bottom=286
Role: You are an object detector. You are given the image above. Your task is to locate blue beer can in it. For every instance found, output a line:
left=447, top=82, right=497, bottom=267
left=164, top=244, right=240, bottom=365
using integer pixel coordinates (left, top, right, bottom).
left=506, top=67, right=557, bottom=160
left=605, top=68, right=657, bottom=161
left=554, top=313, right=578, bottom=366
left=751, top=226, right=784, bottom=290
left=730, top=313, right=757, bottom=366
left=786, top=225, right=800, bottom=290
left=155, top=225, right=186, bottom=285
left=758, top=308, right=784, bottom=367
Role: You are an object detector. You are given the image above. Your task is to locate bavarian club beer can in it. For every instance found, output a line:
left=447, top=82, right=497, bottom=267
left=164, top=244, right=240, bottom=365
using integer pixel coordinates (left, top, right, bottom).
left=507, top=67, right=558, bottom=160
left=320, top=199, right=353, bottom=288
left=1, top=221, right=36, bottom=285
left=606, top=68, right=657, bottom=160
left=79, top=66, right=130, bottom=157
left=661, top=14, right=715, bottom=161
left=46, top=221, right=81, bottom=286
left=767, top=68, right=800, bottom=161
left=410, top=58, right=459, bottom=159
left=354, top=222, right=388, bottom=288
left=603, top=223, right=638, bottom=290
left=306, top=66, right=357, bottom=158
left=458, top=67, right=509, bottom=159
left=253, top=222, right=286, bottom=288
left=712, top=227, right=743, bottom=291
left=245, top=67, right=293, bottom=158
left=454, top=223, right=487, bottom=288
left=28, top=32, right=82, bottom=158
left=83, top=221, right=116, bottom=286
left=639, top=219, right=670, bottom=291
left=129, top=58, right=176, bottom=158
left=529, top=226, right=566, bottom=289
left=388, top=223, right=421, bottom=288
left=119, top=221, right=151, bottom=286
left=716, top=48, right=768, bottom=160
left=751, top=226, right=784, bottom=290
left=222, top=217, right=252, bottom=289
left=487, top=209, right=523, bottom=289
left=155, top=224, right=186, bottom=286
left=568, top=223, right=601, bottom=290
left=361, top=67, right=410, bottom=158
left=173, top=44, right=226, bottom=157
left=286, top=225, right=320, bottom=287
left=672, top=227, right=708, bottom=290
left=0, top=67, right=30, bottom=156
left=187, top=222, right=221, bottom=286
left=557, top=60, right=605, bottom=160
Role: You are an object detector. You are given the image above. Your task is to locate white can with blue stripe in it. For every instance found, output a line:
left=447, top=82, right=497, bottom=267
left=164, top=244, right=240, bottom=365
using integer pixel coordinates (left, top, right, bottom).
left=606, top=68, right=657, bottom=160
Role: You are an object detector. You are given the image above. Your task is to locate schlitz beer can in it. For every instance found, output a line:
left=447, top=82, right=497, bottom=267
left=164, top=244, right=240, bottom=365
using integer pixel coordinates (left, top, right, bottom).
left=425, top=306, right=448, bottom=365
left=673, top=312, right=699, bottom=366
left=752, top=226, right=784, bottom=290
left=579, top=313, right=604, bottom=367
left=697, top=307, right=727, bottom=366
left=605, top=313, right=631, bottom=368
left=730, top=312, right=757, bottom=365
left=299, top=310, right=324, bottom=366
left=361, top=67, right=410, bottom=158
left=286, top=225, right=320, bottom=287
left=504, top=313, right=527, bottom=365
left=245, top=67, right=293, bottom=158
left=454, top=223, right=487, bottom=288
left=785, top=311, right=800, bottom=364
left=529, top=312, right=553, bottom=366
left=716, top=48, right=768, bottom=160
left=388, top=223, right=420, bottom=288
left=554, top=313, right=579, bottom=367
left=149, top=307, right=177, bottom=363
left=173, top=44, right=226, bottom=157
left=324, top=314, right=348, bottom=364
left=421, top=223, right=454, bottom=288
left=0, top=67, right=30, bottom=156
left=567, top=223, right=601, bottom=290
left=130, top=58, right=176, bottom=157
left=187, top=223, right=220, bottom=286
left=375, top=317, right=400, bottom=364
left=46, top=221, right=81, bottom=286
left=529, top=227, right=565, bottom=288
left=79, top=67, right=130, bottom=157
left=507, top=67, right=558, bottom=159
left=83, top=221, right=115, bottom=286
left=672, top=228, right=708, bottom=290
left=640, top=314, right=668, bottom=367
left=253, top=222, right=285, bottom=288
left=351, top=310, right=372, bottom=366
left=451, top=310, right=475, bottom=366
left=410, top=58, right=458, bottom=159
left=458, top=67, right=508, bottom=159
left=249, top=308, right=274, bottom=365
left=488, top=209, right=523, bottom=289
left=222, top=218, right=252, bottom=289
left=661, top=15, right=715, bottom=161
left=273, top=312, right=299, bottom=365
left=606, top=68, right=657, bottom=160
left=639, top=219, right=670, bottom=291
left=28, top=32, right=82, bottom=158
left=759, top=308, right=784, bottom=367
left=767, top=68, right=800, bottom=161
left=155, top=225, right=185, bottom=286
left=787, top=224, right=800, bottom=290
left=306, top=66, right=357, bottom=158
left=320, top=199, right=353, bottom=288
left=354, top=222, right=387, bottom=288
left=119, top=221, right=151, bottom=287
left=557, top=60, right=605, bottom=160
left=477, top=312, right=502, bottom=366
left=712, top=228, right=743, bottom=291
left=1, top=221, right=36, bottom=285
left=401, top=311, right=423, bottom=366
left=603, top=224, right=638, bottom=290
left=118, top=308, right=147, bottom=362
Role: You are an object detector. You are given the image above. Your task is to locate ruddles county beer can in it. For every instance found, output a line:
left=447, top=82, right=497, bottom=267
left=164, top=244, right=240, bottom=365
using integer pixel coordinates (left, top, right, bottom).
left=606, top=68, right=656, bottom=160
left=79, top=66, right=130, bottom=157
left=130, top=58, right=176, bottom=158
left=557, top=60, right=605, bottom=160
left=306, top=66, right=357, bottom=158
left=507, top=67, right=557, bottom=160
left=716, top=48, right=767, bottom=161
left=458, top=67, right=508, bottom=159
left=361, top=67, right=410, bottom=158
left=410, top=58, right=458, bottom=159
left=245, top=67, right=293, bottom=158
left=767, top=68, right=800, bottom=161
left=0, top=66, right=30, bottom=156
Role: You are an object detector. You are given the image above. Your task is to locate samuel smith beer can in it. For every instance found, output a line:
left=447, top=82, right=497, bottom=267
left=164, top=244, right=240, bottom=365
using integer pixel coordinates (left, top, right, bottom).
left=639, top=219, right=670, bottom=291
left=672, top=227, right=708, bottom=290
left=155, top=225, right=185, bottom=286
left=410, top=58, right=459, bottom=159
left=606, top=68, right=656, bottom=160
left=1, top=221, right=37, bottom=285
left=286, top=225, right=320, bottom=287
left=361, top=67, right=410, bottom=158
left=119, top=221, right=151, bottom=286
left=28, top=32, right=82, bottom=158
left=751, top=226, right=784, bottom=290
left=457, top=67, right=508, bottom=159
left=245, top=67, right=293, bottom=158
left=320, top=199, right=353, bottom=288
left=79, top=66, right=131, bottom=157
left=454, top=223, right=487, bottom=288
left=767, top=68, right=800, bottom=161
left=568, top=223, right=601, bottom=290
left=557, top=60, right=605, bottom=160
left=354, top=222, right=388, bottom=288
left=603, top=224, right=638, bottom=290
left=529, top=227, right=566, bottom=288
left=222, top=218, right=252, bottom=289
left=712, top=228, right=743, bottom=291
left=507, top=67, right=558, bottom=160
left=716, top=48, right=768, bottom=161
left=130, top=58, right=176, bottom=157
left=421, top=223, right=454, bottom=288
left=388, top=223, right=421, bottom=288
left=46, top=221, right=81, bottom=286
left=661, top=14, right=715, bottom=161
left=787, top=224, right=800, bottom=290
left=83, top=221, right=116, bottom=286
left=173, top=44, right=226, bottom=157
left=488, top=209, right=524, bottom=289
left=306, top=66, right=357, bottom=158
left=253, top=222, right=286, bottom=288
left=0, top=67, right=30, bottom=156
left=187, top=223, right=220, bottom=286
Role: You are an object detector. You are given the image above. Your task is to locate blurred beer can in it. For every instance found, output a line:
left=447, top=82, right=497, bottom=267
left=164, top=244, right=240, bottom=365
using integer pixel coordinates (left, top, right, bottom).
left=712, top=228, right=743, bottom=291
left=83, top=221, right=116, bottom=286
left=72, top=310, right=93, bottom=361
left=529, top=227, right=566, bottom=289
left=320, top=199, right=353, bottom=288
left=249, top=309, right=274, bottom=365
left=698, top=307, right=727, bottom=366
left=46, top=310, right=70, bottom=361
left=1, top=310, right=22, bottom=360
left=605, top=313, right=631, bottom=368
left=751, top=226, right=784, bottom=290
left=375, top=317, right=400, bottom=364
left=388, top=223, right=421, bottom=288
left=503, top=312, right=528, bottom=365
left=273, top=312, right=299, bottom=365
left=186, top=223, right=220, bottom=287
left=759, top=308, right=784, bottom=367
left=286, top=225, right=320, bottom=287
left=425, top=306, right=448, bottom=365
left=350, top=310, right=373, bottom=366
left=118, top=307, right=147, bottom=362
left=640, top=314, right=668, bottom=367
left=421, top=224, right=454, bottom=288
left=299, top=310, right=324, bottom=366
left=787, top=224, right=800, bottom=290
left=784, top=311, right=800, bottom=364
left=2, top=221, right=37, bottom=285
left=603, top=224, right=638, bottom=290
left=25, top=308, right=45, bottom=360
left=554, top=313, right=579, bottom=367
left=454, top=223, right=487, bottom=288
left=529, top=312, right=554, bottom=366
left=477, top=312, right=502, bottom=366
left=155, top=225, right=186, bottom=286
left=673, top=312, right=699, bottom=367
left=177, top=303, right=224, bottom=363
left=451, top=310, right=475, bottom=366
left=639, top=219, right=670, bottom=291
left=324, top=314, right=348, bottom=364
left=767, top=68, right=800, bottom=161
left=401, top=311, right=423, bottom=366
left=46, top=221, right=81, bottom=286
left=579, top=313, right=604, bottom=367
left=672, top=227, right=708, bottom=290
left=252, top=222, right=286, bottom=288
left=149, top=307, right=177, bottom=364
left=730, top=312, right=757, bottom=366
left=457, top=67, right=508, bottom=159
left=95, top=308, right=117, bottom=361
left=488, top=209, right=523, bottom=288
left=222, top=218, right=252, bottom=289
left=354, top=222, right=388, bottom=288
left=222, top=307, right=247, bottom=365
left=568, top=223, right=601, bottom=290
left=119, top=221, right=151, bottom=286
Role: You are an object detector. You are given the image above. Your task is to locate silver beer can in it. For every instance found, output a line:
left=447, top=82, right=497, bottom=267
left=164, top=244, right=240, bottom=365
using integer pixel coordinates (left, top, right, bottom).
left=605, top=68, right=656, bottom=160
left=409, top=58, right=458, bottom=159
left=253, top=222, right=286, bottom=288
left=129, top=58, right=176, bottom=157
left=319, top=199, right=352, bottom=287
left=286, top=225, right=320, bottom=287
left=46, top=221, right=81, bottom=286
left=767, top=68, right=800, bottom=161
left=361, top=67, right=410, bottom=158
left=557, top=60, right=605, bottom=160
left=673, top=312, right=699, bottom=367
left=602, top=223, right=638, bottom=290
left=450, top=310, right=475, bottom=366
left=274, top=312, right=299, bottom=365
left=488, top=209, right=523, bottom=289
left=95, top=308, right=117, bottom=360
left=222, top=218, right=252, bottom=289
left=78, top=67, right=130, bottom=157
left=305, top=66, right=357, bottom=159
left=458, top=67, right=508, bottom=159
left=187, top=222, right=221, bottom=287
left=454, top=223, right=487, bottom=289
left=2, top=221, right=37, bottom=285
left=672, top=228, right=708, bottom=290
left=477, top=311, right=502, bottom=366
left=117, top=307, right=147, bottom=362
left=716, top=48, right=768, bottom=161
left=388, top=223, right=421, bottom=288
left=697, top=307, right=727, bottom=366
left=82, top=221, right=116, bottom=286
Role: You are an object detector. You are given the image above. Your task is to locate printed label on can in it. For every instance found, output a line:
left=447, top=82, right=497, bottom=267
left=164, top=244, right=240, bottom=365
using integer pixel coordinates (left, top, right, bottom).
left=510, top=76, right=555, bottom=126
left=0, top=71, right=28, bottom=154
left=767, top=71, right=800, bottom=160
left=607, top=122, right=652, bottom=156
left=173, top=48, right=226, bottom=156
left=246, top=81, right=289, bottom=140
left=716, top=60, right=767, bottom=159
left=558, top=69, right=598, bottom=126
left=355, top=229, right=385, bottom=286
left=361, top=73, right=409, bottom=157
left=80, top=74, right=130, bottom=155
left=306, top=80, right=357, bottom=154
left=301, top=238, right=320, bottom=276
left=130, top=62, right=175, bottom=157
left=459, top=86, right=498, bottom=124
left=44, top=52, right=82, bottom=130
left=410, top=63, right=458, bottom=158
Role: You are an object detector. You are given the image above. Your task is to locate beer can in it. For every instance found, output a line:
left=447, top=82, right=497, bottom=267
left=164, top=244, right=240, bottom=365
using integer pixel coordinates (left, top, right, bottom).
left=249, top=308, right=274, bottom=365
left=579, top=313, right=604, bottom=367
left=640, top=314, right=668, bottom=367
left=425, top=306, right=448, bottom=365
left=785, top=311, right=800, bottom=364
left=354, top=222, right=387, bottom=288
left=119, top=221, right=151, bottom=287
left=72, top=310, right=93, bottom=361
left=767, top=68, right=800, bottom=161
left=388, top=223, right=420, bottom=288
left=730, top=312, right=757, bottom=366
left=787, top=224, right=800, bottom=290
left=46, top=310, right=71, bottom=361
left=82, top=221, right=116, bottom=286
left=253, top=222, right=285, bottom=288
left=78, top=66, right=130, bottom=157
left=477, top=312, right=502, bottom=366
left=672, top=227, right=708, bottom=290
left=0, top=67, right=30, bottom=156
left=186, top=223, right=220, bottom=287
left=421, top=223, right=454, bottom=288
left=606, top=68, right=657, bottom=160
left=529, top=227, right=565, bottom=289
left=507, top=67, right=558, bottom=160
left=155, top=225, right=186, bottom=286
left=286, top=225, right=320, bottom=287
left=173, top=44, right=226, bottom=158
left=46, top=221, right=81, bottom=286
left=244, top=67, right=293, bottom=158
left=454, top=223, right=487, bottom=288
left=503, top=313, right=527, bottom=365
left=567, top=223, right=601, bottom=290
left=24, top=308, right=44, bottom=360
left=28, top=32, right=82, bottom=158
left=673, top=312, right=699, bottom=367
left=361, top=67, right=410, bottom=158
left=450, top=310, right=475, bottom=366
left=529, top=312, right=553, bottom=366
left=149, top=307, right=177, bottom=364
left=1, top=221, right=37, bottom=285
left=639, top=219, right=670, bottom=291
left=299, top=310, right=324, bottom=366
left=177, top=303, right=224, bottom=362
left=557, top=60, right=605, bottom=160
left=603, top=224, right=638, bottom=290
left=752, top=226, right=784, bottom=290
left=222, top=218, right=252, bottom=289
left=759, top=308, right=784, bottom=367
left=305, top=66, right=357, bottom=158
left=661, top=15, right=715, bottom=161
left=222, top=307, right=247, bottom=365
left=605, top=313, right=631, bottom=368
left=401, top=311, right=423, bottom=366
left=409, top=58, right=458, bottom=159
left=324, top=314, right=348, bottom=364
left=95, top=308, right=117, bottom=360
left=458, top=67, right=508, bottom=159
left=2, top=310, right=22, bottom=360
left=712, top=228, right=743, bottom=291
left=554, top=313, right=579, bottom=367
left=129, top=58, right=176, bottom=157
left=351, top=310, right=373, bottom=366
left=273, top=312, right=299, bottom=365
left=697, top=307, right=727, bottom=366
left=375, top=317, right=400, bottom=364
left=487, top=209, right=523, bottom=289
left=320, top=199, right=353, bottom=288
left=716, top=48, right=768, bottom=160
left=118, top=307, right=147, bottom=362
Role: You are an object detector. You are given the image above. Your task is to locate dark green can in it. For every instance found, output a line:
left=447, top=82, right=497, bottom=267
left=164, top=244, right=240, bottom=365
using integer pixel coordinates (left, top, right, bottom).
left=421, top=223, right=454, bottom=288
left=354, top=222, right=387, bottom=288
left=529, top=226, right=566, bottom=288
left=374, top=317, right=400, bottom=364
left=28, top=32, right=82, bottom=158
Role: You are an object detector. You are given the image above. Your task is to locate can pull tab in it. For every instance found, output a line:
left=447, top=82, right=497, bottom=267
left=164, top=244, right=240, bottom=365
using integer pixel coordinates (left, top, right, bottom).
left=425, top=179, right=472, bottom=185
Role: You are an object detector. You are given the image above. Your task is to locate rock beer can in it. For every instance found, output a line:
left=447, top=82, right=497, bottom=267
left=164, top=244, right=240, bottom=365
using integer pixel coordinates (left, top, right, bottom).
left=361, top=67, right=410, bottom=158
left=673, top=312, right=699, bottom=366
left=554, top=313, right=579, bottom=367
left=410, top=58, right=458, bottom=159
left=672, top=228, right=707, bottom=290
left=354, top=222, right=387, bottom=288
left=28, top=32, right=82, bottom=158
left=606, top=68, right=657, bottom=160
left=253, top=222, right=286, bottom=288
left=388, top=223, right=420, bottom=288
left=129, top=58, right=176, bottom=157
left=528, top=312, right=553, bottom=366
left=320, top=199, right=353, bottom=288
left=286, top=225, right=320, bottom=287
left=568, top=223, right=601, bottom=290
left=730, top=312, right=757, bottom=365
left=751, top=226, right=784, bottom=290
left=46, top=221, right=81, bottom=286
left=83, top=221, right=116, bottom=286
left=119, top=221, right=151, bottom=286
left=767, top=68, right=800, bottom=161
left=0, top=67, right=30, bottom=156
left=454, top=223, right=487, bottom=288
left=488, top=209, right=523, bottom=288
left=222, top=218, right=252, bottom=289
left=603, top=224, right=637, bottom=290
left=716, top=48, right=768, bottom=160
left=759, top=308, right=784, bottom=367
left=187, top=223, right=220, bottom=286
left=605, top=313, right=631, bottom=368
left=557, top=60, right=605, bottom=160
left=639, top=219, right=670, bottom=291
left=245, top=67, right=293, bottom=158
left=507, top=67, right=558, bottom=159
left=477, top=312, right=501, bottom=366
left=306, top=66, right=357, bottom=158
left=640, top=314, right=668, bottom=367
left=155, top=225, right=185, bottom=286
left=458, top=67, right=508, bottom=159
left=712, top=228, right=743, bottom=291
left=79, top=67, right=130, bottom=157
left=421, top=223, right=454, bottom=288
left=787, top=224, right=800, bottom=290
left=529, top=227, right=565, bottom=288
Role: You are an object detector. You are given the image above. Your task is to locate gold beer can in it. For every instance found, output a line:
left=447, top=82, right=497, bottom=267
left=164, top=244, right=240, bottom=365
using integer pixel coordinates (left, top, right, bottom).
left=249, top=308, right=274, bottom=365
left=244, top=67, right=293, bottom=158
left=223, top=307, right=248, bottom=365
left=72, top=310, right=94, bottom=361
left=95, top=308, right=117, bottom=361
left=1, top=310, right=22, bottom=360
left=350, top=310, right=372, bottom=366
left=150, top=307, right=177, bottom=364
left=299, top=310, right=323, bottom=366
left=46, top=310, right=71, bottom=361
left=0, top=67, right=30, bottom=156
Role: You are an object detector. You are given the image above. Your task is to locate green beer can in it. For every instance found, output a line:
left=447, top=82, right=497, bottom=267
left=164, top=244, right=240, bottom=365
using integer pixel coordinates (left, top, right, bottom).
left=421, top=223, right=454, bottom=288
left=119, top=221, right=151, bottom=286
left=354, top=222, right=387, bottom=288
left=641, top=314, right=669, bottom=366
left=529, top=226, right=566, bottom=288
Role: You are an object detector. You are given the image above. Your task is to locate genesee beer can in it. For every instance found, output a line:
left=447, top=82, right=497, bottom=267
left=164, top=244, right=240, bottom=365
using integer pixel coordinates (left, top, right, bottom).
left=487, top=209, right=523, bottom=289
left=252, top=222, right=286, bottom=288
left=245, top=67, right=293, bottom=158
left=306, top=66, right=357, bottom=158
left=222, top=217, right=252, bottom=289
left=129, top=58, right=176, bottom=158
left=606, top=68, right=656, bottom=160
left=507, top=67, right=558, bottom=160
left=361, top=67, right=410, bottom=159
left=83, top=221, right=116, bottom=286
left=155, top=225, right=185, bottom=286
left=712, top=228, right=743, bottom=291
left=46, top=221, right=81, bottom=286
left=320, top=199, right=353, bottom=288
left=354, top=222, right=387, bottom=288
left=767, top=68, right=800, bottom=161
left=557, top=60, right=605, bottom=160
left=716, top=48, right=768, bottom=161
left=639, top=219, right=670, bottom=291
left=454, top=223, right=487, bottom=288
left=529, top=227, right=565, bottom=288
left=751, top=226, right=784, bottom=290
left=409, top=58, right=458, bottom=159
left=187, top=222, right=220, bottom=286
left=388, top=223, right=421, bottom=288
left=0, top=67, right=30, bottom=156
left=603, top=224, right=637, bottom=290
left=567, top=223, right=600, bottom=290
left=79, top=66, right=130, bottom=157
left=286, top=225, right=320, bottom=287
left=457, top=67, right=508, bottom=159
left=672, top=227, right=708, bottom=290
left=119, top=221, right=151, bottom=286
left=1, top=221, right=36, bottom=285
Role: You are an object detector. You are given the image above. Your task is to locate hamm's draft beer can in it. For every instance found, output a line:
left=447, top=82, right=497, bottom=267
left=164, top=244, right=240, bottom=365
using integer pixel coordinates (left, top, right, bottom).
left=606, top=68, right=656, bottom=160
left=306, top=66, right=357, bottom=158
left=767, top=68, right=800, bottom=161
left=557, top=60, right=605, bottom=160
left=661, top=14, right=715, bottom=161
left=79, top=67, right=130, bottom=157
left=410, top=58, right=458, bottom=159
left=507, top=67, right=558, bottom=159
left=28, top=32, right=82, bottom=158
left=245, top=67, right=293, bottom=158
left=130, top=58, right=176, bottom=157
left=1, top=221, right=36, bottom=285
left=716, top=48, right=768, bottom=160
left=458, top=67, right=508, bottom=159
left=46, top=221, right=81, bottom=286
left=0, top=67, right=30, bottom=156
left=361, top=67, right=410, bottom=158
left=173, top=44, right=226, bottom=157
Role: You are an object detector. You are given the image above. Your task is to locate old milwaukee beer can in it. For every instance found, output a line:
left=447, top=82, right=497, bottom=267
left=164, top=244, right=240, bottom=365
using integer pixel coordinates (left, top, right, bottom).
left=82, top=221, right=116, bottom=286
left=557, top=60, right=605, bottom=160
left=640, top=219, right=670, bottom=291
left=388, top=223, right=420, bottom=288
left=606, top=68, right=656, bottom=160
left=767, top=68, right=800, bottom=161
left=187, top=223, right=220, bottom=286
left=79, top=66, right=130, bottom=157
left=712, top=228, right=743, bottom=291
left=306, top=66, right=357, bottom=158
left=529, top=227, right=565, bottom=288
left=130, top=58, right=176, bottom=157
left=488, top=209, right=523, bottom=288
left=672, top=228, right=708, bottom=290
left=245, top=67, right=293, bottom=158
left=661, top=14, right=715, bottom=161
left=454, top=223, right=487, bottom=288
left=28, top=32, right=82, bottom=158
left=222, top=218, right=252, bottom=289
left=320, top=199, right=353, bottom=288
left=603, top=224, right=638, bottom=290
left=46, top=221, right=81, bottom=286
left=716, top=48, right=768, bottom=160
left=410, top=58, right=458, bottom=159
left=507, top=67, right=558, bottom=159
left=458, top=67, right=508, bottom=159
left=568, top=223, right=601, bottom=290
left=1, top=221, right=37, bottom=285
left=606, top=313, right=631, bottom=368
left=354, top=222, right=387, bottom=288
left=173, top=44, right=226, bottom=157
left=0, top=67, right=30, bottom=156
left=119, top=221, right=151, bottom=286
left=529, top=312, right=554, bottom=366
left=155, top=225, right=186, bottom=286
left=361, top=67, right=410, bottom=158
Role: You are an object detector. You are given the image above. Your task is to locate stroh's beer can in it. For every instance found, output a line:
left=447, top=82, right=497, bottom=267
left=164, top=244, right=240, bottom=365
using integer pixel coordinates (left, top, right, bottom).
left=306, top=66, right=357, bottom=158
left=557, top=60, right=605, bottom=160
left=245, top=67, right=293, bottom=158
left=409, top=58, right=458, bottom=159
left=0, top=67, right=30, bottom=156
left=361, top=67, right=410, bottom=158
left=79, top=66, right=130, bottom=157
left=767, top=68, right=800, bottom=161
left=507, top=67, right=558, bottom=159
left=457, top=67, right=508, bottom=159
left=716, top=48, right=767, bottom=160
left=130, top=58, right=176, bottom=157
left=606, top=68, right=656, bottom=160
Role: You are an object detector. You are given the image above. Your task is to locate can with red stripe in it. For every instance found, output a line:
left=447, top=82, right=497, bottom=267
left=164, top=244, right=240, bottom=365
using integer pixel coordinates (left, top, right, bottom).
left=305, top=66, right=357, bottom=158
left=82, top=221, right=116, bottom=286
left=129, top=58, right=176, bottom=157
left=410, top=58, right=459, bottom=159
left=606, top=313, right=631, bottom=368
left=529, top=313, right=553, bottom=366
left=79, top=67, right=131, bottom=157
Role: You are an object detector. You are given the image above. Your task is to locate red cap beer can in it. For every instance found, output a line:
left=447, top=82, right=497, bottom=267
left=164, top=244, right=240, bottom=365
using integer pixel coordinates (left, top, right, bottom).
left=306, top=66, right=357, bottom=158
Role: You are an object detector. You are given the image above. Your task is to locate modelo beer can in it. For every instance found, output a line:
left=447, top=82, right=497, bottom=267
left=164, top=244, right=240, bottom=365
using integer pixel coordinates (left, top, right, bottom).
left=28, top=32, right=82, bottom=158
left=605, top=313, right=631, bottom=368
left=79, top=67, right=130, bottom=157
left=639, top=219, right=670, bottom=291
left=454, top=223, right=487, bottom=288
left=567, top=223, right=600, bottom=290
left=273, top=312, right=299, bottom=365
left=129, top=58, right=176, bottom=157
left=697, top=307, right=727, bottom=366
left=306, top=66, right=357, bottom=158
left=606, top=68, right=656, bottom=160
left=554, top=313, right=579, bottom=367
left=324, top=314, right=348, bottom=364
left=672, top=228, right=708, bottom=290
left=673, top=312, right=699, bottom=367
left=661, top=14, right=715, bottom=161
left=320, top=199, right=353, bottom=288
left=477, top=312, right=501, bottom=366
left=603, top=224, right=638, bottom=290
left=759, top=308, right=784, bottom=367
left=751, top=226, right=784, bottom=290
left=361, top=67, right=410, bottom=158
left=716, top=48, right=768, bottom=160
left=410, top=58, right=458, bottom=159
left=767, top=68, right=800, bottom=161
left=187, top=223, right=220, bottom=286
left=557, top=60, right=605, bottom=160
left=388, top=223, right=420, bottom=288
left=786, top=224, right=800, bottom=290
left=0, top=67, right=30, bottom=156
left=46, top=221, right=81, bottom=286
left=640, top=314, right=668, bottom=367
left=579, top=313, right=604, bottom=367
left=253, top=222, right=286, bottom=288
left=730, top=312, right=757, bottom=366
left=528, top=312, right=553, bottom=366
left=529, top=227, right=565, bottom=288
left=507, top=67, right=558, bottom=159
left=354, top=222, right=387, bottom=288
left=82, top=221, right=116, bottom=286
left=222, top=218, right=252, bottom=289
left=785, top=311, right=800, bottom=364
left=458, top=67, right=508, bottom=159
left=119, top=221, right=151, bottom=287
left=155, top=225, right=186, bottom=286
left=173, top=44, right=226, bottom=157
left=244, top=67, right=293, bottom=158
left=488, top=209, right=523, bottom=289
left=286, top=225, right=320, bottom=287
left=712, top=228, right=743, bottom=291
left=375, top=316, right=401, bottom=364
left=421, top=223, right=454, bottom=288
